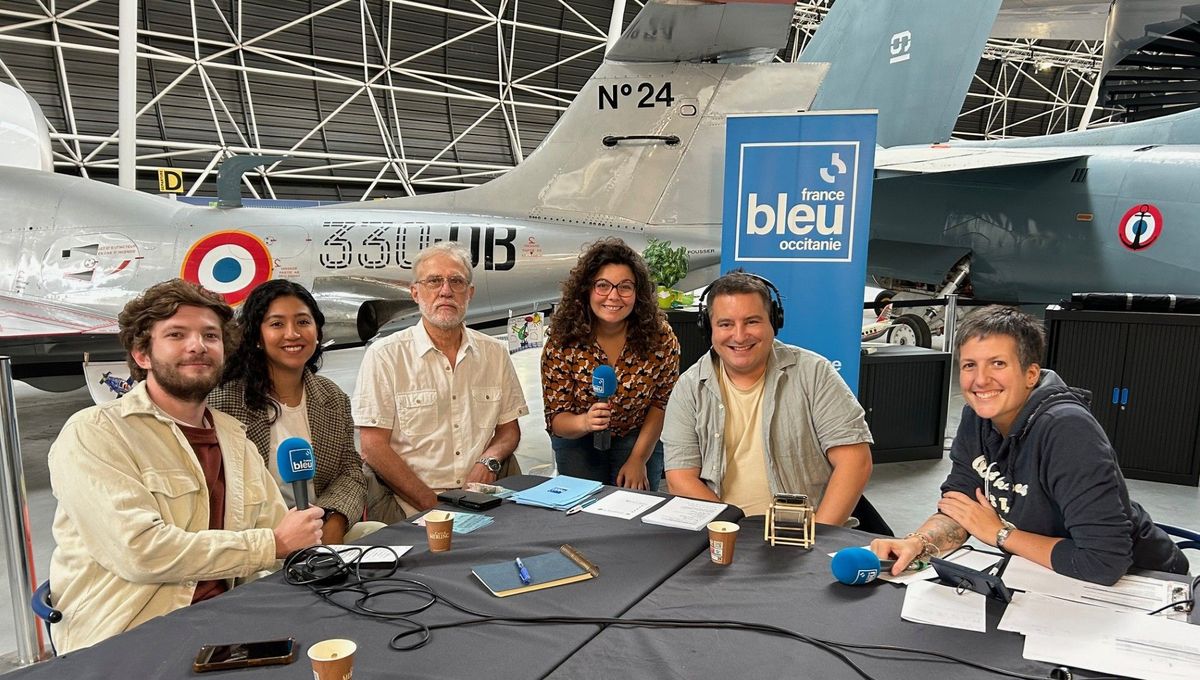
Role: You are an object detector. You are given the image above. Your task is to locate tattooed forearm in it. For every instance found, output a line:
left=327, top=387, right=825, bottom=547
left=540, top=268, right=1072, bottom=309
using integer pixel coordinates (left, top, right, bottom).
left=914, top=513, right=969, bottom=555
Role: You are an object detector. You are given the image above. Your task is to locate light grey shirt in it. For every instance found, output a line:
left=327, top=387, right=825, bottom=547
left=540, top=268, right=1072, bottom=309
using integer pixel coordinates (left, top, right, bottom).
left=662, top=340, right=873, bottom=508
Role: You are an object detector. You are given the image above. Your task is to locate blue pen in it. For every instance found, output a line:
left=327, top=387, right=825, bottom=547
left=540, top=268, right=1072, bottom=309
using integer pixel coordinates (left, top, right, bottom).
left=514, top=557, right=531, bottom=585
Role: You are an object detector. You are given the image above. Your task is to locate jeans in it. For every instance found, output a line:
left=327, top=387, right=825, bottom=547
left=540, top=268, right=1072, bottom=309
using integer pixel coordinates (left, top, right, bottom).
left=551, top=428, right=664, bottom=490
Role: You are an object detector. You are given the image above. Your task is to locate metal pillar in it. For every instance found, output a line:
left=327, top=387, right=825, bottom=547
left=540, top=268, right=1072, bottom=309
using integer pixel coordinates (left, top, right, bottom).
left=606, top=0, right=628, bottom=55
left=0, top=357, right=39, bottom=664
left=118, top=0, right=137, bottom=188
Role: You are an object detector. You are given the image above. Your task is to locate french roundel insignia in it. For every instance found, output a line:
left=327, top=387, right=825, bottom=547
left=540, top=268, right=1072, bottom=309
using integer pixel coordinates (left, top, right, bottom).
left=180, top=230, right=273, bottom=305
left=1117, top=204, right=1162, bottom=251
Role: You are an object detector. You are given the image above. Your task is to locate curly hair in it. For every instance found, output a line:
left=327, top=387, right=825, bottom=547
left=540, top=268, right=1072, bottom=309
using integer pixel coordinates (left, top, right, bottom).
left=550, top=238, right=666, bottom=357
left=221, top=280, right=326, bottom=421
left=117, top=278, right=237, bottom=381
left=955, top=305, right=1045, bottom=370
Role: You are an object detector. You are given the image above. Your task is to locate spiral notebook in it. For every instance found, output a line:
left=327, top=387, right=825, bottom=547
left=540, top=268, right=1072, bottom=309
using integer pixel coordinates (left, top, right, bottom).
left=471, top=544, right=599, bottom=597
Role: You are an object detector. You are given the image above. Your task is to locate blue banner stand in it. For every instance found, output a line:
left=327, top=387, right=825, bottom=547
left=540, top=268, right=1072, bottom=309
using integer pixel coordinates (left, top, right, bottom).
left=721, top=111, right=878, bottom=394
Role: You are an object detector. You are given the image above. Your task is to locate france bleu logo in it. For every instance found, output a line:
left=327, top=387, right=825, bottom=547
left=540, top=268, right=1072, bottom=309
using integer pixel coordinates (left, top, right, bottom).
left=733, top=142, right=859, bottom=262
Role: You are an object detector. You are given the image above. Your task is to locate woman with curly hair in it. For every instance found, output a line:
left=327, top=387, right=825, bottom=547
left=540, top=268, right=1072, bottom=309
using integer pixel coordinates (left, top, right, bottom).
left=541, top=238, right=681, bottom=489
left=210, top=280, right=374, bottom=543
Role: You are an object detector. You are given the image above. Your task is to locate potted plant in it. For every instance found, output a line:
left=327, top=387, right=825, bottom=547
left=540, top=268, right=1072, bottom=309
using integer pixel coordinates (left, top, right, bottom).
left=643, top=238, right=693, bottom=309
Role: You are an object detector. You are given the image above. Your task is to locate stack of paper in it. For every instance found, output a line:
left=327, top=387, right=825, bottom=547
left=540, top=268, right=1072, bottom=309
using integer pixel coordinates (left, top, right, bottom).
left=900, top=579, right=986, bottom=632
left=510, top=476, right=603, bottom=510
left=1003, top=555, right=1181, bottom=614
left=581, top=490, right=666, bottom=520
left=1000, top=592, right=1200, bottom=680
left=411, top=511, right=494, bottom=534
left=640, top=496, right=726, bottom=531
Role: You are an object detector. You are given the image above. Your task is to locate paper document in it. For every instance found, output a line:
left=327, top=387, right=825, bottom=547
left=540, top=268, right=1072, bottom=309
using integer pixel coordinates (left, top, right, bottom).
left=412, top=511, right=494, bottom=534
left=1003, top=555, right=1177, bottom=613
left=640, top=497, right=726, bottom=531
left=329, top=545, right=413, bottom=565
left=1002, top=592, right=1200, bottom=680
left=900, top=579, right=986, bottom=632
left=581, top=490, right=666, bottom=520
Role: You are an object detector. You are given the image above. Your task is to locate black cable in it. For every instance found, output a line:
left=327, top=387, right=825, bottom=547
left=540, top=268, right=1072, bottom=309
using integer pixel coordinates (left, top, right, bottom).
left=1146, top=599, right=1194, bottom=616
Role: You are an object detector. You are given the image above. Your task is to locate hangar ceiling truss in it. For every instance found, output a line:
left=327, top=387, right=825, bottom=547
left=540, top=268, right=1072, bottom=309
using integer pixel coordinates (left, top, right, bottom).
left=0, top=1, right=1120, bottom=200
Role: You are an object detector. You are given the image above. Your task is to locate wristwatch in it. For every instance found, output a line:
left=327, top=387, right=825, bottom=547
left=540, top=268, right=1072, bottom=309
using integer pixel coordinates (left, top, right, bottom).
left=995, top=519, right=1016, bottom=551
left=477, top=456, right=503, bottom=474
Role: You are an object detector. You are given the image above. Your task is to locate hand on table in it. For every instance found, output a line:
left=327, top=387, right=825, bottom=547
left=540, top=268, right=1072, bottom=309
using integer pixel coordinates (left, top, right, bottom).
left=868, top=535, right=924, bottom=576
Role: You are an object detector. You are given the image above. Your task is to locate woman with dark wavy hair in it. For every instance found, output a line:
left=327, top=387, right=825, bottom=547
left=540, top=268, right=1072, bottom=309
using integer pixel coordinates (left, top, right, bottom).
left=209, top=280, right=370, bottom=544
left=541, top=238, right=681, bottom=488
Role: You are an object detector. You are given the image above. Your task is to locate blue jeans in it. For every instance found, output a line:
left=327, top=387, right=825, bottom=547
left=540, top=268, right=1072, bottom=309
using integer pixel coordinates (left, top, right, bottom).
left=551, top=429, right=664, bottom=489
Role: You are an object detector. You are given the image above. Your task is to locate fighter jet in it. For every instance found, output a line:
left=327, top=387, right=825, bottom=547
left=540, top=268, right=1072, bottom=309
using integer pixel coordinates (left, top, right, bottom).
left=0, top=0, right=823, bottom=389
left=880, top=21, right=1200, bottom=297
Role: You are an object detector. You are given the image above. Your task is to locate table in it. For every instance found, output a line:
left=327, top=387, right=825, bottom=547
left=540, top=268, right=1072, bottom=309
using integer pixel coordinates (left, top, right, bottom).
left=11, top=478, right=1132, bottom=679
left=13, top=477, right=739, bottom=680
left=551, top=517, right=1056, bottom=680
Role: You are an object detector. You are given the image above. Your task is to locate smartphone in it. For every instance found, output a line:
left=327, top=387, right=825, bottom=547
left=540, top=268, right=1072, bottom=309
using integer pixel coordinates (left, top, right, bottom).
left=437, top=489, right=502, bottom=511
left=772, top=493, right=809, bottom=505
left=193, top=638, right=298, bottom=673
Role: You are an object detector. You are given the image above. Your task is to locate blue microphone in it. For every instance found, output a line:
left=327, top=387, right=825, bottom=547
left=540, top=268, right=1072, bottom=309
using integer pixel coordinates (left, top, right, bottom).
left=591, top=364, right=617, bottom=451
left=831, top=547, right=883, bottom=585
left=276, top=436, right=316, bottom=510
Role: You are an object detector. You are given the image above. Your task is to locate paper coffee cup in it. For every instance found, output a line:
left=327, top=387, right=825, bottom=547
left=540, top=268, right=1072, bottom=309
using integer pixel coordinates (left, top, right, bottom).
left=425, top=510, right=454, bottom=552
left=707, top=521, right=740, bottom=565
left=308, top=639, right=356, bottom=680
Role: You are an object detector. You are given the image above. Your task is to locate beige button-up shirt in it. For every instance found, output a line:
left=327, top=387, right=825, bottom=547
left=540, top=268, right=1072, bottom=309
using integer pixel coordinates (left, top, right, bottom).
left=352, top=322, right=529, bottom=489
left=47, top=382, right=286, bottom=653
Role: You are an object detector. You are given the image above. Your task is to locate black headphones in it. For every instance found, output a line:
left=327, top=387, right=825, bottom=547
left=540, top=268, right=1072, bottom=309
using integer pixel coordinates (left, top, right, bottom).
left=696, top=271, right=785, bottom=334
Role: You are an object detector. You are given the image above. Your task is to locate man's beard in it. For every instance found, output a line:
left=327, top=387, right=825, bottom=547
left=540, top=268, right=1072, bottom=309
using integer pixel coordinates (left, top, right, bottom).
left=148, top=355, right=222, bottom=403
left=419, top=298, right=466, bottom=330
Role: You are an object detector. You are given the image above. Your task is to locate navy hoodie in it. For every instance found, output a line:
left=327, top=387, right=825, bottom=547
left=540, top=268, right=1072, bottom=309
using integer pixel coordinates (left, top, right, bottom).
left=942, top=370, right=1187, bottom=585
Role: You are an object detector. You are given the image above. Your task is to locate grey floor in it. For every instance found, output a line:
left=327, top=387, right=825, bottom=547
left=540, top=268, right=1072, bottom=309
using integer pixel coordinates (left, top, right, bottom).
left=2, top=342, right=1199, bottom=669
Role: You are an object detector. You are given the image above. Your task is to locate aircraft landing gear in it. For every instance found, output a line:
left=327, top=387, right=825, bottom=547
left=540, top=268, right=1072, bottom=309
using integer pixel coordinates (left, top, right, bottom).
left=872, top=289, right=895, bottom=317
left=885, top=314, right=932, bottom=348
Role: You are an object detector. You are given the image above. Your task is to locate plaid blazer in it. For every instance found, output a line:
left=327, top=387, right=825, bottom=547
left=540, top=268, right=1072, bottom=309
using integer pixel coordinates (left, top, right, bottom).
left=209, top=371, right=366, bottom=526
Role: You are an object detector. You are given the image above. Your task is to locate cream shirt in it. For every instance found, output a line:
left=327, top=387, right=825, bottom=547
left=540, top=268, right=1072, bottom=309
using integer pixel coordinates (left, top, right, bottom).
left=352, top=322, right=529, bottom=489
left=718, top=366, right=772, bottom=516
left=48, top=382, right=285, bottom=653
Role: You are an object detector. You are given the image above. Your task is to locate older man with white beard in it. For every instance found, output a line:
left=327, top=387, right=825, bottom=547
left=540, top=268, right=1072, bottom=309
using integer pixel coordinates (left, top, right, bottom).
left=353, top=242, right=529, bottom=523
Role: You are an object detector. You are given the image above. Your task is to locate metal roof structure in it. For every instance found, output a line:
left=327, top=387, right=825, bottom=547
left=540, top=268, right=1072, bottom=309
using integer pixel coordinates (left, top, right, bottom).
left=0, top=1, right=1126, bottom=201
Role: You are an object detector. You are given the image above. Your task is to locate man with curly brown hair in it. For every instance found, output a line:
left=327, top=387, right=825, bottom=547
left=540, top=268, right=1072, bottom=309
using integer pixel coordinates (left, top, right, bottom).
left=47, top=278, right=323, bottom=652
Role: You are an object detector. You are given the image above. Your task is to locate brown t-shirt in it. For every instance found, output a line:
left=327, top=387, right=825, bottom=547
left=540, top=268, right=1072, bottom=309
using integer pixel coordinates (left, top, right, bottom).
left=179, top=414, right=228, bottom=603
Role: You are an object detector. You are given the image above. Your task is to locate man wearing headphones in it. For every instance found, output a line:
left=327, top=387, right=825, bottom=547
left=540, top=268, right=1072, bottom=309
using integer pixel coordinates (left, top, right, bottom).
left=662, top=270, right=873, bottom=524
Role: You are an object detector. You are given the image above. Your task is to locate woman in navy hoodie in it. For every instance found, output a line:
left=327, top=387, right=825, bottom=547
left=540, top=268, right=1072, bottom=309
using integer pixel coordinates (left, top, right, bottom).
left=871, top=306, right=1187, bottom=585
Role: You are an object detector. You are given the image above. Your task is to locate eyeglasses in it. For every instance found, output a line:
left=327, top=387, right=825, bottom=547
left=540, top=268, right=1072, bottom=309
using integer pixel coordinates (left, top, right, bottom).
left=415, top=275, right=470, bottom=293
left=593, top=279, right=637, bottom=297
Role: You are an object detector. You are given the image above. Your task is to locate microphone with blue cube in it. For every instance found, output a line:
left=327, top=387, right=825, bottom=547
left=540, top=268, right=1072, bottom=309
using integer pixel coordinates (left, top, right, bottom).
left=831, top=547, right=885, bottom=585
left=591, top=364, right=617, bottom=451
left=276, top=436, right=316, bottom=510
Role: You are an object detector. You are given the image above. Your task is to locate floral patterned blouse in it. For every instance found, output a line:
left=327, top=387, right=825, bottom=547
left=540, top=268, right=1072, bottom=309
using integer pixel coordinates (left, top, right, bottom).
left=541, top=322, right=681, bottom=438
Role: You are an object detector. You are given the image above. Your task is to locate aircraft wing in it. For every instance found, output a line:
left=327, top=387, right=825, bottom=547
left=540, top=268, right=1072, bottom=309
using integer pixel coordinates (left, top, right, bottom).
left=0, top=292, right=119, bottom=339
left=875, top=145, right=1086, bottom=178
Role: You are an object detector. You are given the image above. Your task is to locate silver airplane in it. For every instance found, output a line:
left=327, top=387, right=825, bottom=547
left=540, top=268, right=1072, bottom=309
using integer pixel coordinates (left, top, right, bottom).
left=0, top=0, right=824, bottom=389
left=6, top=0, right=1187, bottom=383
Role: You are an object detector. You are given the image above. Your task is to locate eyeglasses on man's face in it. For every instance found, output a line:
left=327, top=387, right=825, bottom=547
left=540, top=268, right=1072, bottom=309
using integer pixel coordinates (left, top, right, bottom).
left=415, top=275, right=470, bottom=293
left=592, top=279, right=637, bottom=297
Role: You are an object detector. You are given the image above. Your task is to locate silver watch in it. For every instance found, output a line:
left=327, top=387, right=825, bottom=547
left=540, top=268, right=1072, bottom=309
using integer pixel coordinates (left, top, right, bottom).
left=478, top=456, right=502, bottom=474
left=995, top=520, right=1016, bottom=551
